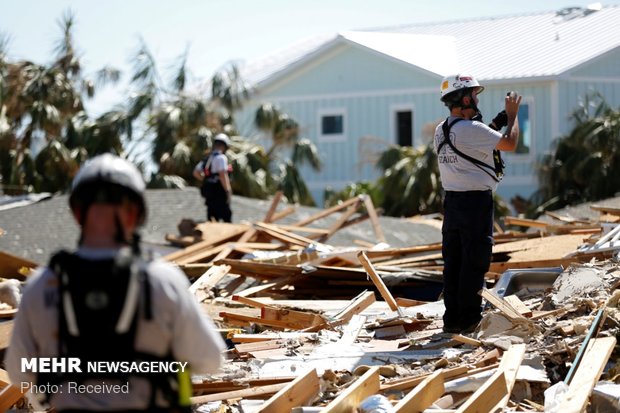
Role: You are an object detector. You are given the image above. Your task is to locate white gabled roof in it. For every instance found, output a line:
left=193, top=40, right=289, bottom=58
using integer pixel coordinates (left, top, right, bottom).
left=243, top=5, right=620, bottom=87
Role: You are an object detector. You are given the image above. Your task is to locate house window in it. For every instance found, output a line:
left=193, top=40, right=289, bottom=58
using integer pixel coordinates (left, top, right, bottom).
left=396, top=110, right=413, bottom=146
left=322, top=115, right=343, bottom=135
left=515, top=104, right=531, bottom=154
left=318, top=108, right=346, bottom=142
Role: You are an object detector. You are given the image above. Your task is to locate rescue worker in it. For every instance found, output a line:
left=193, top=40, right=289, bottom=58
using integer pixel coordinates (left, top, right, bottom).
left=5, top=153, right=226, bottom=412
left=434, top=74, right=521, bottom=334
left=193, top=133, right=233, bottom=223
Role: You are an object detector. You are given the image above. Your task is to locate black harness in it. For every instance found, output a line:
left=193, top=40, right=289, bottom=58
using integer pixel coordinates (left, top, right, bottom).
left=438, top=117, right=505, bottom=183
left=39, top=249, right=187, bottom=411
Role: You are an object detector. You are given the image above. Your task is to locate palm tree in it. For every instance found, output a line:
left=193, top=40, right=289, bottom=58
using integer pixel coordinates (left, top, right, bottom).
left=253, top=103, right=322, bottom=205
left=0, top=10, right=121, bottom=194
left=532, top=93, right=620, bottom=214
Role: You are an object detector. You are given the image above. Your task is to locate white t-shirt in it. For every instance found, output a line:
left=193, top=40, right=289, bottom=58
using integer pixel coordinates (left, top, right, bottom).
left=5, top=247, right=226, bottom=410
left=433, top=117, right=503, bottom=192
left=194, top=151, right=228, bottom=175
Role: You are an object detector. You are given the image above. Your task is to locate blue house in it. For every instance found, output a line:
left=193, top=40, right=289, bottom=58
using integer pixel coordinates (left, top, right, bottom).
left=237, top=5, right=620, bottom=207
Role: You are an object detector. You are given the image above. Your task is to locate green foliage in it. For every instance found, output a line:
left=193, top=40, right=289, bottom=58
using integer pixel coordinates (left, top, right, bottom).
left=532, top=93, right=620, bottom=214
left=324, top=181, right=380, bottom=208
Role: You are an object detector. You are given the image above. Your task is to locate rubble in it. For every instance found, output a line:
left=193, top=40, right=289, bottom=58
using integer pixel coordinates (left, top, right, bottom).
left=2, top=194, right=620, bottom=412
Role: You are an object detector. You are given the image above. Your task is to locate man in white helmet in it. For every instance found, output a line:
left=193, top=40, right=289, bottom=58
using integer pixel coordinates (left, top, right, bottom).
left=434, top=74, right=521, bottom=334
left=6, top=153, right=226, bottom=412
left=193, top=133, right=233, bottom=223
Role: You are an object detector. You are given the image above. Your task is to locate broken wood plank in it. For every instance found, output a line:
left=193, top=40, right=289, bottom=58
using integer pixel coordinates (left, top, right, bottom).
left=381, top=366, right=468, bottom=392
left=479, top=288, right=528, bottom=322
left=503, top=295, right=533, bottom=317
left=319, top=366, right=380, bottom=413
left=270, top=206, right=296, bottom=222
left=191, top=383, right=288, bottom=404
left=234, top=275, right=302, bottom=298
left=332, top=291, right=376, bottom=324
left=491, top=343, right=526, bottom=412
left=363, top=243, right=443, bottom=259
left=591, top=205, right=620, bottom=216
left=0, top=250, right=37, bottom=280
left=318, top=200, right=361, bottom=243
left=357, top=251, right=399, bottom=312
left=393, top=369, right=444, bottom=413
left=503, top=216, right=550, bottom=228
left=263, top=191, right=284, bottom=223
left=557, top=336, right=617, bottom=413
left=361, top=194, right=386, bottom=243
left=293, top=196, right=361, bottom=227
left=395, top=297, right=430, bottom=307
left=189, top=264, right=231, bottom=301
left=258, top=368, right=320, bottom=413
left=218, top=275, right=246, bottom=297
left=0, top=383, right=25, bottom=412
left=452, top=334, right=482, bottom=347
left=255, top=222, right=316, bottom=247
left=455, top=370, right=507, bottom=413
left=218, top=312, right=292, bottom=330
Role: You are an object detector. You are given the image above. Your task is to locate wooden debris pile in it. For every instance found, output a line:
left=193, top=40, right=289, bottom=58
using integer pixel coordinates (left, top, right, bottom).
left=2, top=197, right=620, bottom=411
left=161, top=199, right=620, bottom=412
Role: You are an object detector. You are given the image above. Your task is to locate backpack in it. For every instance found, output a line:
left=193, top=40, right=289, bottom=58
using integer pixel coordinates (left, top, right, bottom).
left=200, top=152, right=233, bottom=197
left=438, top=117, right=505, bottom=182
left=39, top=248, right=189, bottom=411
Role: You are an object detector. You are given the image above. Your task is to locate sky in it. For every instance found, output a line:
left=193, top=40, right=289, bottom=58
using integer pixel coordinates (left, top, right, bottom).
left=2, top=0, right=614, bottom=114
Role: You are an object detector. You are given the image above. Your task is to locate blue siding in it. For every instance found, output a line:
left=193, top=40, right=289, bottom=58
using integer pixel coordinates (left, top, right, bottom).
left=235, top=43, right=620, bottom=206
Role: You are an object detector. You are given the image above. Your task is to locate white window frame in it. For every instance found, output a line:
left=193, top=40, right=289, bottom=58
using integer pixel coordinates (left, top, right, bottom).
left=389, top=103, right=415, bottom=147
left=505, top=96, right=535, bottom=163
left=317, top=107, right=347, bottom=143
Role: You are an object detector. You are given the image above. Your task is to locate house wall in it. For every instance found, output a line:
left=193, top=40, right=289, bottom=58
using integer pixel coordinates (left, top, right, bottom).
left=237, top=44, right=620, bottom=207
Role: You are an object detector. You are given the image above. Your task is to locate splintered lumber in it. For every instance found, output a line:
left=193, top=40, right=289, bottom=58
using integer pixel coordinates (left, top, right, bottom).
left=393, top=369, right=444, bottom=413
left=258, top=369, right=320, bottom=413
left=455, top=370, right=508, bottom=413
left=557, top=336, right=617, bottom=413
left=191, top=383, right=289, bottom=404
left=491, top=343, right=527, bottom=411
left=332, top=291, right=376, bottom=324
left=254, top=222, right=316, bottom=247
left=219, top=312, right=292, bottom=330
left=503, top=216, right=549, bottom=228
left=357, top=251, right=399, bottom=312
left=395, top=297, right=429, bottom=307
left=229, top=296, right=327, bottom=330
left=163, top=225, right=249, bottom=262
left=270, top=206, right=296, bottom=222
left=0, top=250, right=37, bottom=280
left=381, top=366, right=468, bottom=392
left=293, top=196, right=361, bottom=227
left=479, top=289, right=528, bottom=322
left=263, top=191, right=285, bottom=223
left=591, top=205, right=620, bottom=216
left=319, top=366, right=380, bottom=413
left=361, top=194, right=386, bottom=243
left=233, top=275, right=302, bottom=298
left=318, top=200, right=361, bottom=243
left=503, top=295, right=533, bottom=317
left=189, top=265, right=231, bottom=301
left=452, top=334, right=482, bottom=347
left=0, top=384, right=24, bottom=412
left=363, top=243, right=443, bottom=259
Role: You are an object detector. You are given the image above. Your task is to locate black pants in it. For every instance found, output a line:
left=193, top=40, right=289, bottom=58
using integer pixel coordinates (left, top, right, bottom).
left=441, top=190, right=494, bottom=330
left=203, top=181, right=232, bottom=223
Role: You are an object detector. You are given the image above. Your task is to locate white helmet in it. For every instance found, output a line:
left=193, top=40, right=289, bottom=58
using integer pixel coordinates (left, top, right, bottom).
left=213, top=133, right=231, bottom=149
left=69, top=153, right=146, bottom=225
left=440, top=74, right=484, bottom=102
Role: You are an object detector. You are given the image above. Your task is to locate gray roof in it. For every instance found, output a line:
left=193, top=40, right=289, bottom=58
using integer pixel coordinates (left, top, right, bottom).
left=243, top=5, right=620, bottom=87
left=0, top=188, right=441, bottom=265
